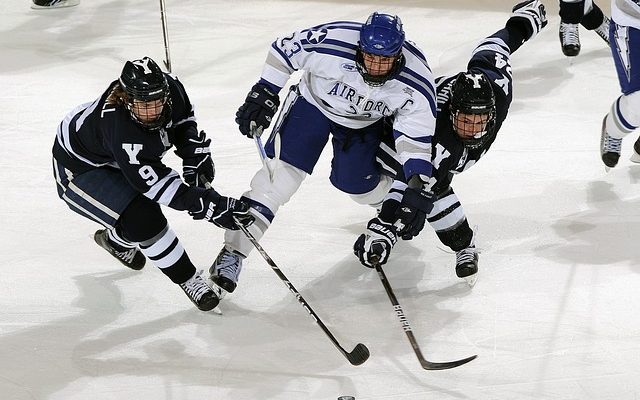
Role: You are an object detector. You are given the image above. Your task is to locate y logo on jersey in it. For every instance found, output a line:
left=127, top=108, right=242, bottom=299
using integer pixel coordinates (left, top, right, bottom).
left=122, top=143, right=143, bottom=165
left=306, top=29, right=327, bottom=44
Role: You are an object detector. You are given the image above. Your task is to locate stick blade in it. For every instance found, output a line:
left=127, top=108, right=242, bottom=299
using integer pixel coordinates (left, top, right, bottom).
left=420, top=354, right=477, bottom=370
left=346, top=343, right=370, bottom=366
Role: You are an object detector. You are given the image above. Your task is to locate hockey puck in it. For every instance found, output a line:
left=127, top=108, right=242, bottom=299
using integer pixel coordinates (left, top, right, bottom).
left=338, top=397, right=355, bottom=400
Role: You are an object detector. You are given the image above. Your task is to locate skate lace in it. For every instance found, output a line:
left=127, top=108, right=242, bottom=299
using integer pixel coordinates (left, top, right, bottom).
left=595, top=17, right=610, bottom=43
left=180, top=273, right=211, bottom=302
left=216, top=251, right=242, bottom=282
left=114, top=248, right=136, bottom=263
left=456, top=247, right=477, bottom=265
left=560, top=24, right=580, bottom=46
left=603, top=135, right=622, bottom=153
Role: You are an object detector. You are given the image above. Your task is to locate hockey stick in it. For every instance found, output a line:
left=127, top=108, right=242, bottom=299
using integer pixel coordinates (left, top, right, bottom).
left=233, top=217, right=370, bottom=366
left=371, top=257, right=477, bottom=370
left=159, top=0, right=172, bottom=72
left=250, top=122, right=274, bottom=181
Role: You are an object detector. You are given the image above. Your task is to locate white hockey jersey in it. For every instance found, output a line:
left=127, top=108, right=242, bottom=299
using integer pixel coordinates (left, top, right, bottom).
left=612, top=0, right=640, bottom=29
left=259, top=20, right=437, bottom=181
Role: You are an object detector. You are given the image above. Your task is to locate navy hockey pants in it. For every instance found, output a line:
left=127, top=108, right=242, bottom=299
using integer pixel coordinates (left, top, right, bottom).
left=264, top=92, right=385, bottom=195
left=52, top=158, right=138, bottom=230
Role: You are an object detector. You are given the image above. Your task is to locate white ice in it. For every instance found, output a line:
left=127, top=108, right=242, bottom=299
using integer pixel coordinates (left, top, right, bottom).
left=1, top=1, right=639, bottom=399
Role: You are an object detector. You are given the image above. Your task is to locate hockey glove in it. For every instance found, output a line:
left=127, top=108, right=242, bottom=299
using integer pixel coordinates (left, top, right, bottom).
left=508, top=0, right=547, bottom=41
left=175, top=130, right=215, bottom=189
left=189, top=190, right=254, bottom=230
left=394, top=187, right=434, bottom=240
left=353, top=217, right=398, bottom=268
left=235, top=83, right=280, bottom=138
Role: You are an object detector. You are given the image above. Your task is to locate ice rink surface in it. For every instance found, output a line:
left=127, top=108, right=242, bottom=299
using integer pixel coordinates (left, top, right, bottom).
left=2, top=0, right=640, bottom=399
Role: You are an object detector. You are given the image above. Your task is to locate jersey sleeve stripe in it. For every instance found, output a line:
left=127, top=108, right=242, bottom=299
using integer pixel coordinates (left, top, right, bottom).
left=270, top=42, right=297, bottom=71
left=144, top=171, right=182, bottom=205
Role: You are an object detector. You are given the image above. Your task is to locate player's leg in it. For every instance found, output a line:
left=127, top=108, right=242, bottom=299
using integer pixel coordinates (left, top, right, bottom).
left=428, top=187, right=478, bottom=286
left=580, top=0, right=610, bottom=44
left=559, top=0, right=584, bottom=56
left=210, top=88, right=331, bottom=297
left=602, top=24, right=640, bottom=167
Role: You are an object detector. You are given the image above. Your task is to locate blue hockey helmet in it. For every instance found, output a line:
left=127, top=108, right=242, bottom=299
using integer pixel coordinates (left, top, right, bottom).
left=359, top=12, right=405, bottom=57
left=356, top=12, right=405, bottom=86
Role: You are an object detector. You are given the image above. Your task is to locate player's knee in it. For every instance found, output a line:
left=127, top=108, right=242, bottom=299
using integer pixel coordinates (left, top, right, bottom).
left=349, top=175, right=393, bottom=207
left=246, top=160, right=306, bottom=212
left=436, top=219, right=473, bottom=251
left=619, top=91, right=640, bottom=126
left=117, top=195, right=167, bottom=243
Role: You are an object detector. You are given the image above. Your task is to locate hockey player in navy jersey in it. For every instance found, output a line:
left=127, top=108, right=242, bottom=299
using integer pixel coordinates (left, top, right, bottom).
left=52, top=57, right=253, bottom=311
left=208, top=13, right=437, bottom=299
left=353, top=0, right=548, bottom=286
left=600, top=0, right=640, bottom=169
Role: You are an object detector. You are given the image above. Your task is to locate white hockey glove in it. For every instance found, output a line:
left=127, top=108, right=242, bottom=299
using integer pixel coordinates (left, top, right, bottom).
left=353, top=217, right=398, bottom=268
left=508, top=0, right=547, bottom=40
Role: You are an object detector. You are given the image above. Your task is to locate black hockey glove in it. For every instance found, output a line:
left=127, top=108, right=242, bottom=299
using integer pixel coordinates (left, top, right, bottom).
left=189, top=190, right=254, bottom=230
left=353, top=217, right=398, bottom=268
left=394, top=187, right=434, bottom=240
left=508, top=0, right=547, bottom=41
left=175, top=130, right=215, bottom=189
left=235, top=83, right=280, bottom=138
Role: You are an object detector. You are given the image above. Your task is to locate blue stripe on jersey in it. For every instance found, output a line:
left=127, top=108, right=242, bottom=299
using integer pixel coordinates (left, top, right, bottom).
left=304, top=20, right=362, bottom=32
left=403, top=42, right=429, bottom=68
left=271, top=42, right=296, bottom=71
left=394, top=129, right=432, bottom=144
left=300, top=37, right=358, bottom=51
left=300, top=46, right=355, bottom=61
left=395, top=74, right=436, bottom=115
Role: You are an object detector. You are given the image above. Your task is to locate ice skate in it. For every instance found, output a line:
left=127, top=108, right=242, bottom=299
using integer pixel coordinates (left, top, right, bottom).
left=600, top=117, right=622, bottom=170
left=455, top=245, right=478, bottom=287
left=593, top=15, right=611, bottom=45
left=559, top=22, right=580, bottom=57
left=94, top=229, right=145, bottom=270
left=31, top=0, right=80, bottom=9
left=179, top=270, right=220, bottom=311
left=209, top=247, right=244, bottom=299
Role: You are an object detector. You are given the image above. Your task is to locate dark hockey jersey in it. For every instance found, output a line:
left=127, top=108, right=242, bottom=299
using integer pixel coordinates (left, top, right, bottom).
left=52, top=74, right=206, bottom=211
left=377, top=28, right=515, bottom=195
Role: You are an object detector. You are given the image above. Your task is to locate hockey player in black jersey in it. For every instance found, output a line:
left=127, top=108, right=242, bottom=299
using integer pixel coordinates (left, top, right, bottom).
left=52, top=57, right=253, bottom=311
left=354, top=0, right=548, bottom=286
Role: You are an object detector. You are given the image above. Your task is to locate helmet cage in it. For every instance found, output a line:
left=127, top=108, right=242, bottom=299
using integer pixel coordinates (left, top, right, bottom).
left=449, top=72, right=496, bottom=149
left=119, top=57, right=171, bottom=130
left=356, top=12, right=405, bottom=86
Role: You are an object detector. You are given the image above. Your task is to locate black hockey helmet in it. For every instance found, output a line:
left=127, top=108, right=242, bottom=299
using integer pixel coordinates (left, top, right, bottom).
left=119, top=57, right=171, bottom=130
left=449, top=72, right=496, bottom=149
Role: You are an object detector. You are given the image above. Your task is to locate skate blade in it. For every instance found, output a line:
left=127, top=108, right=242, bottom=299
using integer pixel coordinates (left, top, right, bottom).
left=463, top=274, right=478, bottom=288
left=211, top=307, right=223, bottom=315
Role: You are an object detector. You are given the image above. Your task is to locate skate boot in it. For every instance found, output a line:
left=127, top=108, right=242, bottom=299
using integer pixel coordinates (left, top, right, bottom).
left=559, top=22, right=580, bottom=56
left=31, top=0, right=80, bottom=9
left=455, top=245, right=478, bottom=287
left=179, top=271, right=220, bottom=311
left=594, top=15, right=611, bottom=44
left=600, top=116, right=622, bottom=169
left=631, top=136, right=640, bottom=163
left=209, top=247, right=244, bottom=299
left=94, top=229, right=145, bottom=270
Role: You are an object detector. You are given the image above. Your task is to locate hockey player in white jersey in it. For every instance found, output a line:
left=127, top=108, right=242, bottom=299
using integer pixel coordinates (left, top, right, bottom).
left=600, top=0, right=640, bottom=168
left=209, top=13, right=437, bottom=298
left=353, top=0, right=548, bottom=286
